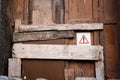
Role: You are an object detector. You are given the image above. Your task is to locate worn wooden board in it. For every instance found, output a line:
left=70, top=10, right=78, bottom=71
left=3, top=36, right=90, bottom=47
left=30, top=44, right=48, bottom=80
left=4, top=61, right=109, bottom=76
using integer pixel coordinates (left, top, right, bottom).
left=13, top=31, right=74, bottom=42
left=12, top=44, right=102, bottom=60
left=64, top=69, right=75, bottom=80
left=64, top=0, right=99, bottom=23
left=32, top=0, right=54, bottom=25
left=75, top=77, right=96, bottom=80
left=16, top=23, right=103, bottom=32
left=8, top=58, right=21, bottom=78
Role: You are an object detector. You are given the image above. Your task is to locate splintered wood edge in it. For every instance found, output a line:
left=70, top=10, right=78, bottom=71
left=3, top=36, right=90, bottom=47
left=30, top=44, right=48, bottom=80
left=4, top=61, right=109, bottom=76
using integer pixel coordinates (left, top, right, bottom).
left=16, top=23, right=103, bottom=32
left=12, top=44, right=103, bottom=60
left=13, top=31, right=74, bottom=42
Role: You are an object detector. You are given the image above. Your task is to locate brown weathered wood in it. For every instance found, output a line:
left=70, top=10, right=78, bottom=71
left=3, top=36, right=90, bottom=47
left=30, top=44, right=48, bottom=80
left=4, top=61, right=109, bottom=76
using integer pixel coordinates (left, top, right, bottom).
left=12, top=44, right=102, bottom=60
left=104, top=25, right=120, bottom=78
left=13, top=31, right=74, bottom=42
left=64, top=0, right=99, bottom=23
left=23, top=0, right=30, bottom=24
left=8, top=58, right=21, bottom=78
left=64, top=69, right=75, bottom=80
left=104, top=0, right=117, bottom=23
left=17, top=23, right=103, bottom=32
left=32, top=0, right=54, bottom=25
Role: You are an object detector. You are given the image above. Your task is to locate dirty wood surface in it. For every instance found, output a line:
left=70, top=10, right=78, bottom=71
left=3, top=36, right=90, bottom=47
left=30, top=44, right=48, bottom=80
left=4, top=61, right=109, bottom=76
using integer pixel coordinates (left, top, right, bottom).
left=13, top=31, right=74, bottom=42
left=12, top=44, right=102, bottom=60
left=16, top=23, right=103, bottom=32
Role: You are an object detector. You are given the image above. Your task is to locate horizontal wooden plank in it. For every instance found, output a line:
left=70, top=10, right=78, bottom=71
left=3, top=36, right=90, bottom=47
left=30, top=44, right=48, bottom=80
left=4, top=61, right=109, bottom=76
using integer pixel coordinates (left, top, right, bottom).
left=13, top=31, right=74, bottom=42
left=75, top=77, right=96, bottom=80
left=17, top=23, right=103, bottom=32
left=12, top=44, right=103, bottom=60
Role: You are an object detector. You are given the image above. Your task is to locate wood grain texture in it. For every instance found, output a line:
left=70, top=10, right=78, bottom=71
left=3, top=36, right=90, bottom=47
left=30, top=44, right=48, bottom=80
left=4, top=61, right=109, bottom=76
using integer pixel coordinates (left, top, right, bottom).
left=12, top=44, right=102, bottom=60
left=104, top=0, right=117, bottom=23
left=32, top=0, right=54, bottom=25
left=17, top=23, right=103, bottom=32
left=64, top=69, right=75, bottom=80
left=104, top=25, right=120, bottom=78
left=8, top=58, right=21, bottom=78
left=64, top=0, right=99, bottom=23
left=13, top=31, right=74, bottom=42
left=75, top=77, right=96, bottom=80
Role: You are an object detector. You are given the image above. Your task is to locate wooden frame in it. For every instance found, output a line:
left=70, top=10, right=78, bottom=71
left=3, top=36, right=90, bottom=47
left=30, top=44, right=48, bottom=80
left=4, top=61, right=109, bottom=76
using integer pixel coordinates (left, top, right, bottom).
left=9, top=44, right=104, bottom=80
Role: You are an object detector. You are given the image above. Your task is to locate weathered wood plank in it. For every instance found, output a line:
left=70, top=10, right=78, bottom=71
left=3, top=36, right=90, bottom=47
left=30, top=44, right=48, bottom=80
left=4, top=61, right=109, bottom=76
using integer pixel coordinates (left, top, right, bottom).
left=13, top=31, right=74, bottom=42
left=32, top=0, right=54, bottom=25
left=64, top=69, right=75, bottom=80
left=75, top=77, right=96, bottom=80
left=12, top=44, right=102, bottom=60
left=8, top=58, right=21, bottom=78
left=95, top=47, right=104, bottom=80
left=17, top=23, right=103, bottom=32
left=107, top=79, right=120, bottom=80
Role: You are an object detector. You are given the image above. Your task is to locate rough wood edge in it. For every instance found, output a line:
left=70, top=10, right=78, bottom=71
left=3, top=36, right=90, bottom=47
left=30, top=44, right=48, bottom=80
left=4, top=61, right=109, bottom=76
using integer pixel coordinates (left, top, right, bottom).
left=12, top=44, right=102, bottom=60
left=17, top=23, right=103, bottom=32
left=8, top=58, right=21, bottom=78
left=13, top=31, right=74, bottom=42
left=95, top=47, right=104, bottom=80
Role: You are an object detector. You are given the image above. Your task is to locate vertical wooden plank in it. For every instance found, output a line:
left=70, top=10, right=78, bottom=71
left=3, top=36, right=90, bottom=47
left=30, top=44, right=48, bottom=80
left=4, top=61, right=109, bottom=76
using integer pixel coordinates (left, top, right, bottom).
left=7, top=0, right=23, bottom=25
left=95, top=47, right=104, bottom=80
left=8, top=58, right=21, bottom=78
left=104, top=25, right=120, bottom=78
left=104, top=0, right=117, bottom=23
left=32, top=0, right=54, bottom=25
left=64, top=0, right=99, bottom=23
left=93, top=31, right=100, bottom=45
left=64, top=69, right=75, bottom=80
left=69, top=61, right=95, bottom=77
left=64, top=0, right=69, bottom=23
left=99, top=0, right=104, bottom=22
left=23, top=0, right=30, bottom=24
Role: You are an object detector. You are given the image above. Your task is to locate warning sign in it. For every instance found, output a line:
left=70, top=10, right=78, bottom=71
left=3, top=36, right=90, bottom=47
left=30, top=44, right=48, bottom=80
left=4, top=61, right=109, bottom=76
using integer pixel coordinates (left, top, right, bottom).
left=77, top=32, right=91, bottom=46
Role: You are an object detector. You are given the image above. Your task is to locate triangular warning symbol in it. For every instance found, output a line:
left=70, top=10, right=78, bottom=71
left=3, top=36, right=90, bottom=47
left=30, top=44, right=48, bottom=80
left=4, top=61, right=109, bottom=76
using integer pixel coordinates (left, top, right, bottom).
left=79, top=34, right=89, bottom=44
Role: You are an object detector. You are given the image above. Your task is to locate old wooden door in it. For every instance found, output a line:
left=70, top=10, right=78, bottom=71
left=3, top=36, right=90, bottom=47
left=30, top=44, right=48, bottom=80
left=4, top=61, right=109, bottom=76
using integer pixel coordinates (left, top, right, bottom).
left=7, top=0, right=120, bottom=80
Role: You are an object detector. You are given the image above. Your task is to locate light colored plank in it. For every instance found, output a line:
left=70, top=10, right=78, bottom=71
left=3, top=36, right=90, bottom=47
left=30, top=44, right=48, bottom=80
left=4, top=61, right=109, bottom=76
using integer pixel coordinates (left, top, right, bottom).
left=33, top=0, right=52, bottom=10
left=32, top=10, right=54, bottom=25
left=15, top=19, right=21, bottom=32
left=75, top=77, right=96, bottom=80
left=17, top=23, right=103, bottom=32
left=12, top=44, right=102, bottom=60
left=64, top=69, right=75, bottom=80
left=8, top=58, right=21, bottom=78
left=13, top=31, right=74, bottom=42
left=107, top=79, right=120, bottom=80
left=95, top=47, right=104, bottom=80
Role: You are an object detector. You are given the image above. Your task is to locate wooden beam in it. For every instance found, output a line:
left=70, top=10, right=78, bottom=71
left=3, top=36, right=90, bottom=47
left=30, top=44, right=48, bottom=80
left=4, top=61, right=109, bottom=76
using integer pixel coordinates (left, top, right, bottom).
left=16, top=23, right=103, bottom=32
left=95, top=47, right=104, bottom=80
left=13, top=31, right=74, bottom=42
left=8, top=58, right=21, bottom=78
left=12, top=44, right=102, bottom=60
left=75, top=77, right=96, bottom=80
